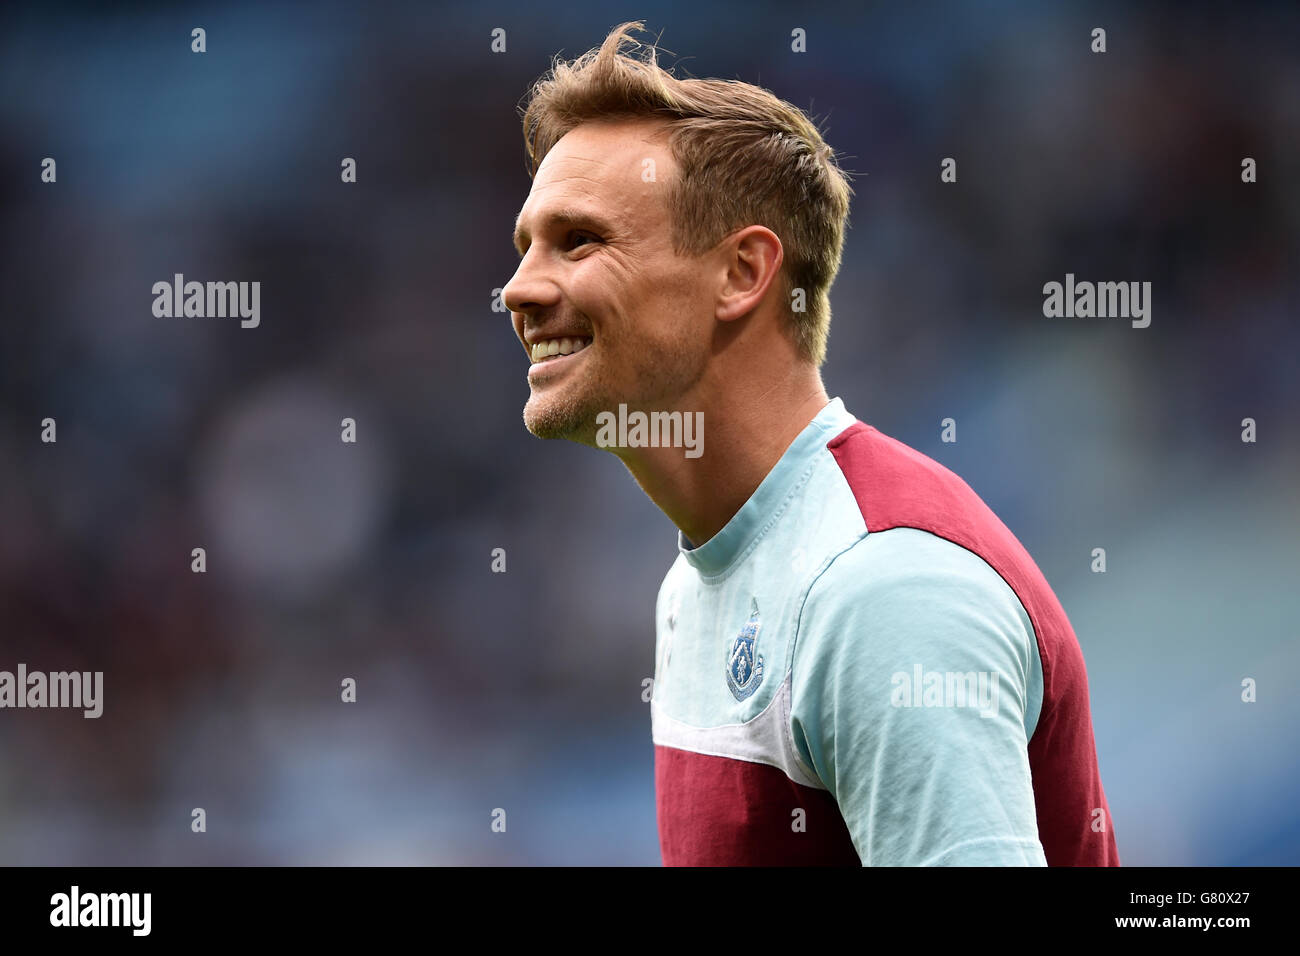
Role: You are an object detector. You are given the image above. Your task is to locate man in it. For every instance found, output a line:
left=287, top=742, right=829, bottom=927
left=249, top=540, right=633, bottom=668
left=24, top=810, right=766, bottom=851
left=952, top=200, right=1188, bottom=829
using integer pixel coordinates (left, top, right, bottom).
left=502, top=21, right=1119, bottom=866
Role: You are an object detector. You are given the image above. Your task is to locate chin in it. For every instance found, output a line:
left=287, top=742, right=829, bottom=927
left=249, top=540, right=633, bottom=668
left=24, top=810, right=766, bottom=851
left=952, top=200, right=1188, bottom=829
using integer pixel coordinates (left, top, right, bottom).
left=522, top=390, right=600, bottom=443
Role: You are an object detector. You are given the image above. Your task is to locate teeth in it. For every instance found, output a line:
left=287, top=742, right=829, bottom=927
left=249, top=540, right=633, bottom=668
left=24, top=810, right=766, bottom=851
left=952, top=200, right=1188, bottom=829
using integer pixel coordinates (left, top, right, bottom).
left=531, top=337, right=592, bottom=362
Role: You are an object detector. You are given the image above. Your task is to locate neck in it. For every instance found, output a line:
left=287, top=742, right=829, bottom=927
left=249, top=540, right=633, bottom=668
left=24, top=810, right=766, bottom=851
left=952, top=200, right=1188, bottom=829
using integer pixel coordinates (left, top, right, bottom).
left=612, top=363, right=830, bottom=546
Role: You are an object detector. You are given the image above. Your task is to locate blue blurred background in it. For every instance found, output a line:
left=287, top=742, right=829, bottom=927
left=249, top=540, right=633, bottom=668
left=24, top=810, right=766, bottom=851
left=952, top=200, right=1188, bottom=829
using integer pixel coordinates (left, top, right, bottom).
left=0, top=0, right=1296, bottom=865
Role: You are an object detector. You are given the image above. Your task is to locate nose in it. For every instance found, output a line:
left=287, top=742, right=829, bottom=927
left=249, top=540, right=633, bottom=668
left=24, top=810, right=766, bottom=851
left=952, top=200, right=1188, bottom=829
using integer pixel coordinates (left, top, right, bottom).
left=502, top=248, right=560, bottom=318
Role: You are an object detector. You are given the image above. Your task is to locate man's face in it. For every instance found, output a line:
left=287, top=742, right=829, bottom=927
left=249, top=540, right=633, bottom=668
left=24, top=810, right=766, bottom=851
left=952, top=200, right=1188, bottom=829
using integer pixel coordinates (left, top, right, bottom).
left=504, top=118, right=714, bottom=444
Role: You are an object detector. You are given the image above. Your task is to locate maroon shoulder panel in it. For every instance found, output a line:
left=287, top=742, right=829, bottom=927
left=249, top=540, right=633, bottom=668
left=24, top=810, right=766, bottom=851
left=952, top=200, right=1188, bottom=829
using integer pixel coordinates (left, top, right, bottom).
left=827, top=422, right=1120, bottom=866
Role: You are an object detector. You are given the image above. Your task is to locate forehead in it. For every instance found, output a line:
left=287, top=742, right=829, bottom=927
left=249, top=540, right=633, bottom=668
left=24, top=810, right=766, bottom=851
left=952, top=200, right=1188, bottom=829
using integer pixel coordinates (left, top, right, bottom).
left=513, top=119, right=674, bottom=250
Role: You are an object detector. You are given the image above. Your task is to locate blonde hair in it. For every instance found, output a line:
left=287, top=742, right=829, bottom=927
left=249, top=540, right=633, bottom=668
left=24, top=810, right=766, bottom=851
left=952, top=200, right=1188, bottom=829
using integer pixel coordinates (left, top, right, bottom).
left=518, top=21, right=854, bottom=366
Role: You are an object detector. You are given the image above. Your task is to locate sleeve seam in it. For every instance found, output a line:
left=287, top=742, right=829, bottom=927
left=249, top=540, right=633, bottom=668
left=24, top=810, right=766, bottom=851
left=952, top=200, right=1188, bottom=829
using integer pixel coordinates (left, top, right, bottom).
left=786, top=529, right=872, bottom=790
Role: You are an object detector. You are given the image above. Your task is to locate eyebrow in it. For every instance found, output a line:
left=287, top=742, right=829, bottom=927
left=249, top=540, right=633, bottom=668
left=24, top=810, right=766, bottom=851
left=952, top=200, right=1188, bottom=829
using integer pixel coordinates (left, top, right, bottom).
left=513, top=206, right=616, bottom=256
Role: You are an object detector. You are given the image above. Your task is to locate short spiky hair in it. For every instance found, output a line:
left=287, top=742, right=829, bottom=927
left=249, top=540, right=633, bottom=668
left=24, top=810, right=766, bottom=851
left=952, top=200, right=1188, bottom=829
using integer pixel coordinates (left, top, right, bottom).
left=518, top=21, right=853, bottom=367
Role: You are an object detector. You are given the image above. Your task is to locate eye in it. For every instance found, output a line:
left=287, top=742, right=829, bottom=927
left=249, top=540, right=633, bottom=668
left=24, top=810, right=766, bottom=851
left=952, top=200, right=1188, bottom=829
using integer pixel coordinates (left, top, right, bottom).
left=568, top=231, right=600, bottom=251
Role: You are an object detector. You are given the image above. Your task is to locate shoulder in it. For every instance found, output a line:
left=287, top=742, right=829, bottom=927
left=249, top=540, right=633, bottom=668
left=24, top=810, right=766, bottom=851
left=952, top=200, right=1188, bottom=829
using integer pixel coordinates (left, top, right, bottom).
left=792, top=527, right=1041, bottom=734
left=826, top=420, right=997, bottom=537
left=799, top=527, right=1035, bottom=661
left=812, top=419, right=1045, bottom=681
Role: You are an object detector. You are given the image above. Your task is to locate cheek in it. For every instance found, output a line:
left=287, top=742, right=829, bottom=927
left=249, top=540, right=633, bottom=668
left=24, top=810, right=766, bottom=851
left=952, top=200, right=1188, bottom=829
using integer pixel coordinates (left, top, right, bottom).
left=566, top=261, right=616, bottom=323
left=652, top=273, right=710, bottom=340
left=581, top=257, right=705, bottom=348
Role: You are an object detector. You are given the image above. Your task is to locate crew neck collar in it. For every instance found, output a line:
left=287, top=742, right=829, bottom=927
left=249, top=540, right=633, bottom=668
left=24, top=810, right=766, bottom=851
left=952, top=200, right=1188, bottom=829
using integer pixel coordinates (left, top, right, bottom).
left=677, top=397, right=856, bottom=576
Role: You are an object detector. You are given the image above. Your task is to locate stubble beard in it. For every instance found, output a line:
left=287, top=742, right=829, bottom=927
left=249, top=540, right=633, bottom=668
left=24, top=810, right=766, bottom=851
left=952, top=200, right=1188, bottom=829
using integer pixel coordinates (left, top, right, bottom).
left=523, top=336, right=707, bottom=447
left=522, top=378, right=604, bottom=443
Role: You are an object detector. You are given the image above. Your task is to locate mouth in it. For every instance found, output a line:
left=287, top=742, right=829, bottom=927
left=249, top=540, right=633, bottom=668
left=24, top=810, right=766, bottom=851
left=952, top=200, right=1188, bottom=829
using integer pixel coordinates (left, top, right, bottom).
left=529, top=335, right=592, bottom=364
left=526, top=335, right=593, bottom=382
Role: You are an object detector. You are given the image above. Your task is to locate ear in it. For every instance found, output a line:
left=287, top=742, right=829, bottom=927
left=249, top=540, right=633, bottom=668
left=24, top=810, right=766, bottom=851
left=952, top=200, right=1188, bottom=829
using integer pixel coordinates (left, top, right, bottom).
left=715, top=225, right=784, bottom=323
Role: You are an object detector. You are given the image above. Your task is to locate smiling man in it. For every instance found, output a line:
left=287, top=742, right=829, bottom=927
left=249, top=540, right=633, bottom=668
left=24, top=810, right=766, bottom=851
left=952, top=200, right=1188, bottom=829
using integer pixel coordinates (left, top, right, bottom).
left=502, top=21, right=1119, bottom=867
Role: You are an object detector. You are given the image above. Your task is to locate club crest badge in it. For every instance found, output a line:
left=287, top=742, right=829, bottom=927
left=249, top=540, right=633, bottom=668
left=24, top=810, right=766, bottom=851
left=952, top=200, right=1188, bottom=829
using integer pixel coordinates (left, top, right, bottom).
left=726, top=599, right=765, bottom=701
